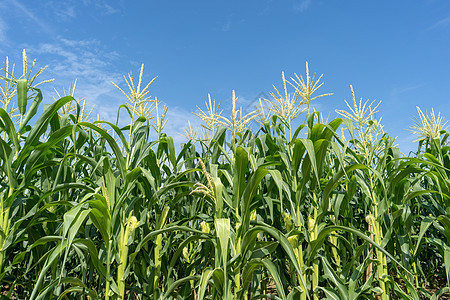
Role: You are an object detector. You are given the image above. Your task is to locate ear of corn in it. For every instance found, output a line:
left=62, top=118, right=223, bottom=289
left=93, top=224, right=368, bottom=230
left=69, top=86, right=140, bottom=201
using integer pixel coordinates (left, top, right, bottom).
left=16, top=79, right=27, bottom=115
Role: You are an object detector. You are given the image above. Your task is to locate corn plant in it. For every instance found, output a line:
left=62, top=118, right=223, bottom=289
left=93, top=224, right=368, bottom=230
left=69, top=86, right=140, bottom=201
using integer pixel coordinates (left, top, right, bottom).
left=0, top=52, right=448, bottom=299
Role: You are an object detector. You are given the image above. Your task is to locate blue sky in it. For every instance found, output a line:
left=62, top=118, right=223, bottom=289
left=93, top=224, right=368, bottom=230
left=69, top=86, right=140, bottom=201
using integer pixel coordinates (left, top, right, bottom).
left=0, top=0, right=449, bottom=152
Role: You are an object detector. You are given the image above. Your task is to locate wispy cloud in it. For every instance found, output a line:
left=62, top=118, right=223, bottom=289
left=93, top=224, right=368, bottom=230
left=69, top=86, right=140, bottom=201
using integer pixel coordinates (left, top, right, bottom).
left=54, top=6, right=76, bottom=21
left=389, top=84, right=423, bottom=97
left=393, top=133, right=417, bottom=156
left=164, top=106, right=202, bottom=145
left=81, top=0, right=119, bottom=15
left=222, top=20, right=231, bottom=32
left=94, top=1, right=119, bottom=15
left=37, top=0, right=119, bottom=23
left=221, top=14, right=246, bottom=32
left=31, top=38, right=123, bottom=121
left=0, top=1, right=7, bottom=44
left=293, top=0, right=312, bottom=12
left=427, top=15, right=450, bottom=31
left=24, top=35, right=196, bottom=142
left=222, top=14, right=234, bottom=32
left=0, top=17, right=7, bottom=44
left=6, top=0, right=54, bottom=35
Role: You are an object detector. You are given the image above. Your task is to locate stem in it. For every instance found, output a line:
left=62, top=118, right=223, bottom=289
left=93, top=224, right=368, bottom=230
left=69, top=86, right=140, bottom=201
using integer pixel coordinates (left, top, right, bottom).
left=117, top=223, right=127, bottom=300
left=311, top=203, right=319, bottom=300
left=366, top=215, right=374, bottom=282
left=154, top=233, right=162, bottom=298
left=0, top=188, right=13, bottom=274
left=291, top=211, right=307, bottom=300
left=118, top=215, right=138, bottom=300
left=295, top=245, right=307, bottom=300
left=412, top=261, right=419, bottom=288
left=234, top=234, right=241, bottom=299
left=368, top=173, right=389, bottom=300
left=373, top=220, right=388, bottom=300
left=105, top=240, right=112, bottom=300
left=154, top=207, right=169, bottom=299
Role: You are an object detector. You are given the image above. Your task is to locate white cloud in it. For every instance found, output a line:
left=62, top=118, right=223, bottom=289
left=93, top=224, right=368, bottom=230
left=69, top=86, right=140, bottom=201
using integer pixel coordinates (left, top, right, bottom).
left=96, top=2, right=119, bottom=15
left=389, top=84, right=423, bottom=97
left=393, top=133, right=417, bottom=156
left=80, top=0, right=119, bottom=15
left=6, top=0, right=54, bottom=36
left=427, top=15, right=450, bottom=31
left=54, top=6, right=77, bottom=21
left=213, top=91, right=269, bottom=118
left=28, top=37, right=201, bottom=145
left=222, top=15, right=232, bottom=32
left=30, top=38, right=123, bottom=122
left=36, top=0, right=119, bottom=23
left=163, top=106, right=202, bottom=145
left=293, top=0, right=312, bottom=12
left=222, top=21, right=231, bottom=32
left=0, top=17, right=7, bottom=44
left=0, top=1, right=9, bottom=45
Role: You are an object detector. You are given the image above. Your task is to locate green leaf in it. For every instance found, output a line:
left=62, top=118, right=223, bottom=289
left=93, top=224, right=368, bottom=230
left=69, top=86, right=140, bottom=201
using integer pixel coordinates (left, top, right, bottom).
left=413, top=216, right=434, bottom=257
left=20, top=88, right=42, bottom=132
left=320, top=256, right=348, bottom=299
left=163, top=275, right=200, bottom=298
left=77, top=121, right=126, bottom=179
left=307, top=225, right=413, bottom=277
left=17, top=96, right=73, bottom=165
left=298, top=139, right=320, bottom=186
left=215, top=218, right=231, bottom=298
left=242, top=223, right=309, bottom=299
left=233, top=146, right=249, bottom=210
left=240, top=167, right=269, bottom=234
left=437, top=215, right=450, bottom=244
left=0, top=108, right=19, bottom=151
left=197, top=268, right=215, bottom=300
left=88, top=195, right=111, bottom=242
left=24, top=125, right=75, bottom=180
left=316, top=287, right=341, bottom=300
left=0, top=137, right=17, bottom=189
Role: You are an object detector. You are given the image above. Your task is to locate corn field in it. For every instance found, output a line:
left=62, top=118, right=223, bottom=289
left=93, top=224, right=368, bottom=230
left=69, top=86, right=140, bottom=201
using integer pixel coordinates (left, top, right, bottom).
left=0, top=52, right=449, bottom=299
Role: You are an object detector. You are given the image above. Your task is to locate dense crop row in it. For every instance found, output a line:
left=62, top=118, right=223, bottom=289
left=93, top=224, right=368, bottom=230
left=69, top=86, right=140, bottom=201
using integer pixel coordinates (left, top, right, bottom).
left=0, top=52, right=449, bottom=299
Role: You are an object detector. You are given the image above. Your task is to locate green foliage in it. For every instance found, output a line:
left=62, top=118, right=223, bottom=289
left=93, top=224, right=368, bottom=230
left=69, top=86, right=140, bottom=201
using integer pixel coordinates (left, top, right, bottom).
left=0, top=53, right=448, bottom=299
